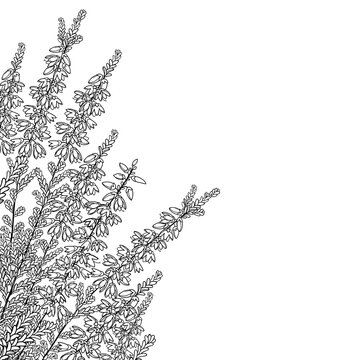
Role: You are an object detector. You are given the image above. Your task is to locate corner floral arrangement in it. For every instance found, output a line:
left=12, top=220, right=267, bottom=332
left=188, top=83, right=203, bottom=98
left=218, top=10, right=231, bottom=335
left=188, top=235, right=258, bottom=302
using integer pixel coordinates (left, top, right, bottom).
left=0, top=10, right=219, bottom=360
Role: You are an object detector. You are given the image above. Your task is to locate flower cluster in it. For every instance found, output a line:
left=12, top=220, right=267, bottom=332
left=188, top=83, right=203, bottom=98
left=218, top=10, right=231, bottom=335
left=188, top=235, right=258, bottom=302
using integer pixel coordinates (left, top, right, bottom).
left=0, top=10, right=219, bottom=360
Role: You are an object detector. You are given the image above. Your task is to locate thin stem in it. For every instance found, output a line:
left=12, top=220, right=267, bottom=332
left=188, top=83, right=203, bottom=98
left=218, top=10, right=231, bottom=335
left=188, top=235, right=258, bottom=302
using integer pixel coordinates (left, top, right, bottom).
left=0, top=159, right=62, bottom=320
left=26, top=45, right=68, bottom=145
left=9, top=180, right=18, bottom=248
left=16, top=285, right=98, bottom=360
left=40, top=286, right=98, bottom=360
left=39, top=170, right=135, bottom=358
left=23, top=204, right=71, bottom=307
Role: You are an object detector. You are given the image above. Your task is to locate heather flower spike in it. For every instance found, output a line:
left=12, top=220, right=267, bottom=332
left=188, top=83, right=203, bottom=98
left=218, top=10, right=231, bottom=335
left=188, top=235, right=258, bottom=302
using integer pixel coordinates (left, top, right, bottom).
left=0, top=10, right=219, bottom=360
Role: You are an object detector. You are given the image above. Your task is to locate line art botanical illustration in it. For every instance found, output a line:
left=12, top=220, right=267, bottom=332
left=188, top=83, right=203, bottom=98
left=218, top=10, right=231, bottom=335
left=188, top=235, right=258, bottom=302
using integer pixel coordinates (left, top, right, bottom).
left=0, top=9, right=219, bottom=360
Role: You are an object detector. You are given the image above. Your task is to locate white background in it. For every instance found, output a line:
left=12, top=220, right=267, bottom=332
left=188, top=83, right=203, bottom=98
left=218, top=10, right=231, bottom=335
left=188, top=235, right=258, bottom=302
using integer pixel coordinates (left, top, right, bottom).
left=1, top=1, right=360, bottom=359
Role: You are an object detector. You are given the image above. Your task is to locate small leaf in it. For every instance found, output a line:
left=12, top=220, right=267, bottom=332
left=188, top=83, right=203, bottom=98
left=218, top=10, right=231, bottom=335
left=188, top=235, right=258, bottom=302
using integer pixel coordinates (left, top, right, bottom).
left=103, top=193, right=114, bottom=202
left=126, top=187, right=133, bottom=200
left=102, top=181, right=115, bottom=190
left=113, top=173, right=125, bottom=180
left=132, top=175, right=146, bottom=185
left=119, top=289, right=135, bottom=298
left=2, top=68, right=14, bottom=80
left=43, top=66, right=55, bottom=76
left=169, top=207, right=182, bottom=215
left=84, top=153, right=98, bottom=163
left=119, top=162, right=128, bottom=172
left=88, top=74, right=103, bottom=84
left=153, top=222, right=165, bottom=230
left=49, top=46, right=63, bottom=53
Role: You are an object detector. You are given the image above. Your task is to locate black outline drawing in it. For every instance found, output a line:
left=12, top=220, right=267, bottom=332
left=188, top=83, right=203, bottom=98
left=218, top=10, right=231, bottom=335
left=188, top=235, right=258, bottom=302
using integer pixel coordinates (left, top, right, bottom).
left=0, top=10, right=219, bottom=360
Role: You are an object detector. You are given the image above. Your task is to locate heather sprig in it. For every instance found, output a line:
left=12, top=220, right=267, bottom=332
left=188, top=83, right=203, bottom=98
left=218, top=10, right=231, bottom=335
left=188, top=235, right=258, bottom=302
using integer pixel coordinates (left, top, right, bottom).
left=0, top=10, right=220, bottom=360
left=19, top=9, right=87, bottom=159
left=0, top=43, right=26, bottom=156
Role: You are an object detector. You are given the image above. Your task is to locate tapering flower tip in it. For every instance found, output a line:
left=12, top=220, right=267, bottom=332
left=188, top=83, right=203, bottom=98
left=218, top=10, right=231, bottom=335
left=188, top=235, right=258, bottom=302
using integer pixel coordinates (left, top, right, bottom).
left=58, top=17, right=65, bottom=27
left=78, top=9, right=87, bottom=19
left=15, top=43, right=26, bottom=66
left=188, top=184, right=197, bottom=198
left=114, top=49, right=122, bottom=59
left=6, top=158, right=13, bottom=167
left=111, top=129, right=119, bottom=136
left=211, top=188, right=220, bottom=197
